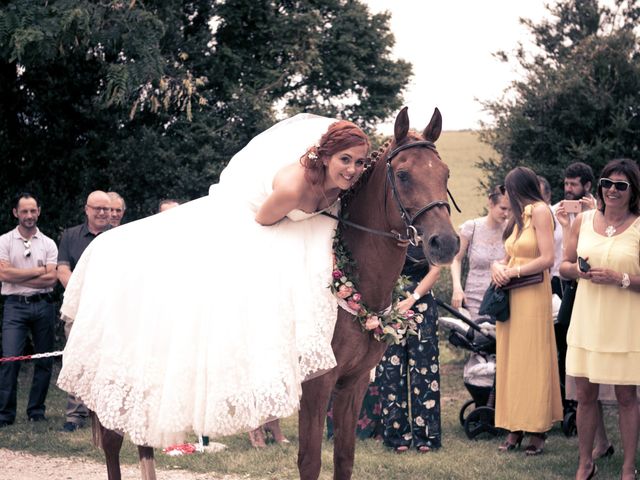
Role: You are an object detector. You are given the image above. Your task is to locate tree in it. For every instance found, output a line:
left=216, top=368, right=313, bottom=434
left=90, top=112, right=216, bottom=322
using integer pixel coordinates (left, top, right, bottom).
left=0, top=0, right=411, bottom=235
left=479, top=0, right=640, bottom=201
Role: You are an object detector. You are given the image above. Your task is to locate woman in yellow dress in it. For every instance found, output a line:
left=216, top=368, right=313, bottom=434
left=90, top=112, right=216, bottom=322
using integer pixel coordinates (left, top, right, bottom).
left=560, top=158, right=640, bottom=480
left=490, top=166, right=563, bottom=455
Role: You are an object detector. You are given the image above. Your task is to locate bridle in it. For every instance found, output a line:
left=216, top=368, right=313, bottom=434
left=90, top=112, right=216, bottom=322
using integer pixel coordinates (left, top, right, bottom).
left=323, top=140, right=461, bottom=246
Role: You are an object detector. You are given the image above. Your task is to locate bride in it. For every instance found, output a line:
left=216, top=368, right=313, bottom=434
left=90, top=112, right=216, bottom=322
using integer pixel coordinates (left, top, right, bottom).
left=57, top=114, right=369, bottom=447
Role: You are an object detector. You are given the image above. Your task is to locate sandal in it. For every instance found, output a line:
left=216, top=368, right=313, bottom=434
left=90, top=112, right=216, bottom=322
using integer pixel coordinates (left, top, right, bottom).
left=394, top=445, right=409, bottom=453
left=524, top=432, right=547, bottom=456
left=263, top=419, right=290, bottom=445
left=417, top=445, right=431, bottom=453
left=593, top=444, right=614, bottom=460
left=498, top=431, right=524, bottom=452
left=248, top=427, right=266, bottom=448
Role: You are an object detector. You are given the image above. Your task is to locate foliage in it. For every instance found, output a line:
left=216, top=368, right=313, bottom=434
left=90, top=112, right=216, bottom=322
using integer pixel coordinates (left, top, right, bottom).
left=479, top=0, right=640, bottom=201
left=0, top=0, right=411, bottom=236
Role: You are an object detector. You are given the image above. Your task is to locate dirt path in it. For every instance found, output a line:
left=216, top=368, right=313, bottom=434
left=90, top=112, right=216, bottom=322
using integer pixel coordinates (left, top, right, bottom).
left=0, top=448, right=247, bottom=480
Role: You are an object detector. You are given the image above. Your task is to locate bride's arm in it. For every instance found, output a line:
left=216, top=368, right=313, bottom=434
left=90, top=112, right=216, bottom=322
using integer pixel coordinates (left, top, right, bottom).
left=256, top=167, right=307, bottom=226
left=255, top=186, right=300, bottom=226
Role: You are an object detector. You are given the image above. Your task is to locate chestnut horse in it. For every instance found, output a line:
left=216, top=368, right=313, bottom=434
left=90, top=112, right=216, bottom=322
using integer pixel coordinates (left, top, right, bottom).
left=297, top=106, right=459, bottom=479
left=96, top=107, right=459, bottom=480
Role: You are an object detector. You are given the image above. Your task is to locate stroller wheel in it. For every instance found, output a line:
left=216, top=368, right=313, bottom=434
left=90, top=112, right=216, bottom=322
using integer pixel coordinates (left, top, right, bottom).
left=459, top=399, right=476, bottom=427
left=464, top=406, right=501, bottom=440
left=562, top=410, right=577, bottom=437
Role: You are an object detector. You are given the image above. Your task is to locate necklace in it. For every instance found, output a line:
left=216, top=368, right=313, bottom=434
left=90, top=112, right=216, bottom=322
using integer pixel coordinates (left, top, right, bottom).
left=603, top=214, right=629, bottom=237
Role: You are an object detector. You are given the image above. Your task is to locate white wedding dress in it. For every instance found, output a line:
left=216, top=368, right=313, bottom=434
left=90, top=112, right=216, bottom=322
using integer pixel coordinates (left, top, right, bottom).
left=57, top=114, right=341, bottom=447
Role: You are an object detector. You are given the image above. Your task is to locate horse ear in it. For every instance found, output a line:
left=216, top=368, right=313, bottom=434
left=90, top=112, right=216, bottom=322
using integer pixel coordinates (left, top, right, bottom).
left=423, top=107, right=442, bottom=143
left=393, top=107, right=410, bottom=143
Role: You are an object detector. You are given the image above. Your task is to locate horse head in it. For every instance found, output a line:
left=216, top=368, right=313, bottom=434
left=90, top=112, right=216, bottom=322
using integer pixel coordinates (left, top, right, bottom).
left=384, top=106, right=460, bottom=265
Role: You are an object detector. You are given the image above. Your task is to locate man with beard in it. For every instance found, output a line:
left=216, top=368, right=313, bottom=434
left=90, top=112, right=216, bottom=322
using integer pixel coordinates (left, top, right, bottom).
left=0, top=193, right=58, bottom=427
left=552, top=162, right=596, bottom=289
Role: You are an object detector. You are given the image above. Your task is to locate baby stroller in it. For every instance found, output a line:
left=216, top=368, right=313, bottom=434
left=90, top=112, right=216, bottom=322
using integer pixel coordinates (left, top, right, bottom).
left=437, top=299, right=502, bottom=440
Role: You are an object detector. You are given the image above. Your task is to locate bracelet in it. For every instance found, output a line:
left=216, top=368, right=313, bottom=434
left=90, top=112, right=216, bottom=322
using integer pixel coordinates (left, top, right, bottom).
left=412, top=291, right=421, bottom=301
left=621, top=272, right=630, bottom=289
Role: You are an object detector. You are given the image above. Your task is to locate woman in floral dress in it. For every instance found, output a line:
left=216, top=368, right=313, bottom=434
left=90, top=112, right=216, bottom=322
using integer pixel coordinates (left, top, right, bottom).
left=376, top=244, right=442, bottom=452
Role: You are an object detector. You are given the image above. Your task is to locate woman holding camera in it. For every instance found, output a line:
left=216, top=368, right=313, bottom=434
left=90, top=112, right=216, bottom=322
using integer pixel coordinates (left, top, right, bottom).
left=560, top=158, right=640, bottom=480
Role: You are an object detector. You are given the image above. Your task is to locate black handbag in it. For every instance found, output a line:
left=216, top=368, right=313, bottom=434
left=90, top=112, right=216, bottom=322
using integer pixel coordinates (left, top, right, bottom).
left=502, top=271, right=544, bottom=290
left=556, top=280, right=577, bottom=327
left=478, top=283, right=510, bottom=322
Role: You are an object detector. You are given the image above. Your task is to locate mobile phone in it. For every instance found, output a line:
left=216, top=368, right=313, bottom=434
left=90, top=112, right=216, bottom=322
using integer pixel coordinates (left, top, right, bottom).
left=563, top=200, right=581, bottom=213
left=578, top=256, right=591, bottom=273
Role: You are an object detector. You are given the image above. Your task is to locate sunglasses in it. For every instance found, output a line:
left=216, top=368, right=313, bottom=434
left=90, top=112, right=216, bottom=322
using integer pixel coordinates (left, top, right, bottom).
left=599, top=178, right=630, bottom=192
left=23, top=240, right=31, bottom=258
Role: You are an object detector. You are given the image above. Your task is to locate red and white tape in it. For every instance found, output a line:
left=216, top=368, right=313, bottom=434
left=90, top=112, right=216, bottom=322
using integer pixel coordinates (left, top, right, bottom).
left=0, top=351, right=64, bottom=363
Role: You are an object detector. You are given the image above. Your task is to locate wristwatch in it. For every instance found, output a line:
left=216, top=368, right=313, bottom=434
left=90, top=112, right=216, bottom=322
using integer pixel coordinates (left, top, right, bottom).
left=412, top=291, right=421, bottom=301
left=621, top=272, right=631, bottom=289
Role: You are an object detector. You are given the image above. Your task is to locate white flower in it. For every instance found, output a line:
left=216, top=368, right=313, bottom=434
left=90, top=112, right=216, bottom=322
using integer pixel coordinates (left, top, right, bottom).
left=392, top=421, right=400, bottom=429
left=425, top=399, right=436, bottom=409
left=430, top=364, right=438, bottom=373
left=389, top=355, right=400, bottom=366
left=408, top=359, right=416, bottom=366
left=415, top=416, right=425, bottom=426
left=420, top=367, right=428, bottom=375
left=387, top=393, right=396, bottom=401
left=430, top=380, right=439, bottom=392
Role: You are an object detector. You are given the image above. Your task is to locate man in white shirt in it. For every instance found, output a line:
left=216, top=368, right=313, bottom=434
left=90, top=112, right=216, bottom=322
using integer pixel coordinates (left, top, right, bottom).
left=0, top=193, right=58, bottom=427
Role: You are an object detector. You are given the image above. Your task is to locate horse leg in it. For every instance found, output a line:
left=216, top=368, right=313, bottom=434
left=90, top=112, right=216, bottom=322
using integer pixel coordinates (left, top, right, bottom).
left=331, top=374, right=371, bottom=480
left=99, top=424, right=124, bottom=480
left=137, top=446, right=157, bottom=480
left=298, top=372, right=336, bottom=480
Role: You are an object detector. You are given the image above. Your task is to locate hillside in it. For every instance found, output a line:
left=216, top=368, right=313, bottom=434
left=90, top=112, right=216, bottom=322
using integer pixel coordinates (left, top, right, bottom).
left=437, top=130, right=497, bottom=227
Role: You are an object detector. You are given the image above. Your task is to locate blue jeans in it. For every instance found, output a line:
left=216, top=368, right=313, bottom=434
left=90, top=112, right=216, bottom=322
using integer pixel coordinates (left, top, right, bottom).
left=0, top=297, right=56, bottom=423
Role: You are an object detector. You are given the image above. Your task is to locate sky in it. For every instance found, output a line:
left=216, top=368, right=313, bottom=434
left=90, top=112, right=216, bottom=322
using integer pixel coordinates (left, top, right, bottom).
left=364, top=1, right=551, bottom=132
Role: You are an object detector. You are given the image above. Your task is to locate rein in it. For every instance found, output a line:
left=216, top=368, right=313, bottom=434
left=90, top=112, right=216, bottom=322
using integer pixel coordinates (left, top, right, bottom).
left=323, top=140, right=461, bottom=245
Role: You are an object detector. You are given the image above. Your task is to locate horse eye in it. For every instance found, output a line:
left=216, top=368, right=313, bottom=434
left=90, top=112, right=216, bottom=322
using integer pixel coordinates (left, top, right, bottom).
left=397, top=170, right=409, bottom=183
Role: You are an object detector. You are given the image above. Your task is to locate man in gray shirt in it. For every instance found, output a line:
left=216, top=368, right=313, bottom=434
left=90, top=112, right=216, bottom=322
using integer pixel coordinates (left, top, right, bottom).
left=57, top=190, right=111, bottom=432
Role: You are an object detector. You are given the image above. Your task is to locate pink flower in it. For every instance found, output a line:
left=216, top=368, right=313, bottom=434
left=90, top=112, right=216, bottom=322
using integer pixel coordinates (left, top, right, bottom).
left=347, top=299, right=361, bottom=311
left=332, top=269, right=343, bottom=279
left=364, top=315, right=380, bottom=330
left=337, top=285, right=353, bottom=299
left=403, top=309, right=415, bottom=318
left=352, top=292, right=362, bottom=302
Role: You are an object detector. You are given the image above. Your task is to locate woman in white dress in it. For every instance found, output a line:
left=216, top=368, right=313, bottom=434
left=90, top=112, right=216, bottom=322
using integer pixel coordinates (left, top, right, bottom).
left=57, top=114, right=369, bottom=447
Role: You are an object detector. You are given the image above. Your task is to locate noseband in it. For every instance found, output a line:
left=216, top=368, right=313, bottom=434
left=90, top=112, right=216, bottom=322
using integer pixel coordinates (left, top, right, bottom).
left=384, top=141, right=461, bottom=245
left=322, top=140, right=461, bottom=245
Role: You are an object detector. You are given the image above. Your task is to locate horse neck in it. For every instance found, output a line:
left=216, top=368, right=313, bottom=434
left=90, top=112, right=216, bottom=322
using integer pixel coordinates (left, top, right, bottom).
left=342, top=161, right=406, bottom=311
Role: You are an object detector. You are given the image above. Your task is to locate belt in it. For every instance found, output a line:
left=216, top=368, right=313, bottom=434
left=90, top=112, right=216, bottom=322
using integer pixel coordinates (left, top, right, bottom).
left=4, top=293, right=54, bottom=304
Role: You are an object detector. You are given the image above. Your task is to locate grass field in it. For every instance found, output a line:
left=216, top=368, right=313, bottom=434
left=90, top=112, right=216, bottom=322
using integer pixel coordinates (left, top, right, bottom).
left=0, top=358, right=628, bottom=479
left=437, top=130, right=498, bottom=228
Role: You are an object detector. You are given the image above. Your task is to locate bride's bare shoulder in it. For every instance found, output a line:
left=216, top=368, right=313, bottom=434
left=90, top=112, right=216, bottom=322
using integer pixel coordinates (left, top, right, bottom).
left=273, top=163, right=308, bottom=192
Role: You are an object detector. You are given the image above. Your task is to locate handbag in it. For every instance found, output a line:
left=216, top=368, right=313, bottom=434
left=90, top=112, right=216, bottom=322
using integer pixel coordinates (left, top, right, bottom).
left=556, top=280, right=577, bottom=327
left=502, top=271, right=544, bottom=290
left=478, top=283, right=509, bottom=322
